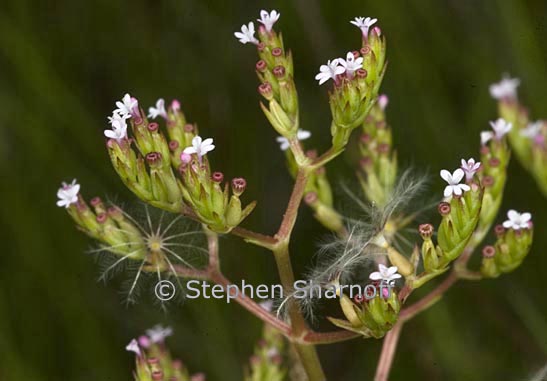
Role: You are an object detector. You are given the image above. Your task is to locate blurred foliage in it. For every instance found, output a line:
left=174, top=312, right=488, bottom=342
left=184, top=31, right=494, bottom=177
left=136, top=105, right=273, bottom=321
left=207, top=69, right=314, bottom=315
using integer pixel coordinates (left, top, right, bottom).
left=1, top=0, right=547, bottom=380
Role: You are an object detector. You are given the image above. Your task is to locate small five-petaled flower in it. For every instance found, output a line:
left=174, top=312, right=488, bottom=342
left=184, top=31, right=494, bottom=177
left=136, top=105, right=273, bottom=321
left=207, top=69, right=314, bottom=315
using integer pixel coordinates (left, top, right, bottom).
left=234, top=22, right=259, bottom=45
left=489, top=75, right=520, bottom=100
left=183, top=136, right=215, bottom=162
left=145, top=325, right=173, bottom=344
left=257, top=10, right=280, bottom=32
left=105, top=111, right=129, bottom=140
left=276, top=129, right=311, bottom=151
left=125, top=339, right=141, bottom=356
left=315, top=59, right=346, bottom=85
left=350, top=16, right=377, bottom=38
left=340, top=52, right=363, bottom=77
left=369, top=264, right=402, bottom=283
left=114, top=93, right=138, bottom=118
left=460, top=158, right=481, bottom=182
left=503, top=210, right=532, bottom=230
left=56, top=179, right=80, bottom=208
left=148, top=98, right=167, bottom=119
left=481, top=118, right=512, bottom=145
left=440, top=168, right=470, bottom=197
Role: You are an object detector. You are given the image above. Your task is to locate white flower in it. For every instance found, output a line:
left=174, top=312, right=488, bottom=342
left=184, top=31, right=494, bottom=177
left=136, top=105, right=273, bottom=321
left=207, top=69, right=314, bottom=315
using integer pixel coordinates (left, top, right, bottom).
left=350, top=16, right=377, bottom=37
left=183, top=136, right=215, bottom=161
left=490, top=118, right=513, bottom=139
left=340, top=52, right=363, bottom=76
left=257, top=10, right=280, bottom=32
left=482, top=118, right=512, bottom=145
left=315, top=58, right=346, bottom=85
left=148, top=98, right=167, bottom=119
left=378, top=94, right=389, bottom=110
left=234, top=22, right=259, bottom=45
left=145, top=325, right=173, bottom=344
left=489, top=75, right=520, bottom=100
left=503, top=209, right=532, bottom=230
left=125, top=339, right=141, bottom=356
left=480, top=131, right=494, bottom=145
left=56, top=179, right=80, bottom=208
left=105, top=111, right=129, bottom=140
left=369, top=264, right=402, bottom=283
left=460, top=158, right=481, bottom=181
left=520, top=121, right=543, bottom=139
left=114, top=93, right=138, bottom=117
left=276, top=129, right=311, bottom=151
left=440, top=168, right=470, bottom=197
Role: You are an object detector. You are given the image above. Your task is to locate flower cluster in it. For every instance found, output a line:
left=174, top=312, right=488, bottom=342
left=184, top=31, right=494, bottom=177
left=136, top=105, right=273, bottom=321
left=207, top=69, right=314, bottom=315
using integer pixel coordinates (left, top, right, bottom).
left=57, top=183, right=147, bottom=260
left=481, top=210, right=533, bottom=278
left=319, top=17, right=386, bottom=151
left=244, top=324, right=285, bottom=381
left=490, top=75, right=547, bottom=197
left=127, top=326, right=205, bottom=381
left=329, top=263, right=401, bottom=339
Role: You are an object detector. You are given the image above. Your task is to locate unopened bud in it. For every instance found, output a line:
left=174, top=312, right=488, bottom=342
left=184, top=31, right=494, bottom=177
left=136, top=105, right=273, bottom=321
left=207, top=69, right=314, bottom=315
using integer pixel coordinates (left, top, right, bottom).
left=169, top=140, right=179, bottom=151
left=482, top=245, right=496, bottom=258
left=304, top=191, right=318, bottom=205
left=356, top=68, right=368, bottom=79
left=419, top=223, right=434, bottom=239
left=494, top=224, right=505, bottom=237
left=489, top=157, right=500, bottom=167
left=255, top=60, right=267, bottom=72
left=438, top=202, right=451, bottom=216
left=272, top=47, right=283, bottom=57
left=96, top=213, right=107, bottom=224
left=146, top=152, right=163, bottom=167
left=231, top=177, right=246, bottom=196
left=258, top=82, right=273, bottom=100
left=483, top=175, right=494, bottom=187
left=184, top=124, right=194, bottom=133
left=273, top=65, right=286, bottom=78
left=151, top=371, right=164, bottom=381
left=148, top=122, right=159, bottom=132
left=211, top=171, right=224, bottom=183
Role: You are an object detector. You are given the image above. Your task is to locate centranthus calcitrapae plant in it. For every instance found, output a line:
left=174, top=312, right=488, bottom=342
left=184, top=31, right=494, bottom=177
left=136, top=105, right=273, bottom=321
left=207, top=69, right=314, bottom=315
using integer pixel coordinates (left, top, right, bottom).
left=57, top=9, right=537, bottom=381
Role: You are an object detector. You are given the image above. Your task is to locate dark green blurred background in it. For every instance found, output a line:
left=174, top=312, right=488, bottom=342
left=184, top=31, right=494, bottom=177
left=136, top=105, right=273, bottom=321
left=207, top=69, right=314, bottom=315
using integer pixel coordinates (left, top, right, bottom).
left=1, top=0, right=547, bottom=380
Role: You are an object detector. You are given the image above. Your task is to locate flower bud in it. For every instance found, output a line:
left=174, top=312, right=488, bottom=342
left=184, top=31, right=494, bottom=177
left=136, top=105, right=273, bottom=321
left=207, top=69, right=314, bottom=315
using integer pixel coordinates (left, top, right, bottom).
left=231, top=177, right=246, bottom=196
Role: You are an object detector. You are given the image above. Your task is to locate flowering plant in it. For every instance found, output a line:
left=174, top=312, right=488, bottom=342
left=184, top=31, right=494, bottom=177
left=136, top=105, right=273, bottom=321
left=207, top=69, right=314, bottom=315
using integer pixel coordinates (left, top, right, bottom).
left=58, top=9, right=539, bottom=381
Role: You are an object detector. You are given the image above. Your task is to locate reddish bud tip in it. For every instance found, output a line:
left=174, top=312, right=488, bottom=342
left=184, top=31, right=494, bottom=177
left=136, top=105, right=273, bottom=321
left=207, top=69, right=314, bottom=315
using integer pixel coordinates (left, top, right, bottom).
left=489, top=157, right=500, bottom=167
left=482, top=245, right=496, bottom=258
left=147, top=357, right=160, bottom=365
left=480, top=145, right=490, bottom=155
left=273, top=65, right=286, bottom=78
left=180, top=152, right=192, bottom=164
left=255, top=60, right=267, bottom=72
left=211, top=171, right=224, bottom=183
left=438, top=202, right=451, bottom=216
left=360, top=133, right=372, bottom=144
left=483, top=175, right=494, bottom=187
left=352, top=50, right=360, bottom=59
left=353, top=294, right=365, bottom=304
left=257, top=42, right=266, bottom=52
left=372, top=26, right=382, bottom=37
left=304, top=192, right=318, bottom=205
left=378, top=143, right=390, bottom=154
left=146, top=152, right=163, bottom=166
left=306, top=149, right=318, bottom=159
left=360, top=156, right=373, bottom=168
left=172, top=360, right=183, bottom=369
left=258, top=82, right=273, bottom=99
left=494, top=224, right=505, bottom=237
left=231, top=177, right=247, bottom=196
left=356, top=68, right=368, bottom=78
left=90, top=197, right=102, bottom=207
left=107, top=206, right=122, bottom=217
left=133, top=116, right=143, bottom=125
left=169, top=140, right=179, bottom=151
left=96, top=213, right=107, bottom=224
left=360, top=46, right=371, bottom=56
left=419, top=223, right=434, bottom=239
left=148, top=122, right=159, bottom=132
left=184, top=123, right=194, bottom=133
left=151, top=371, right=164, bottom=381
left=272, top=47, right=283, bottom=57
